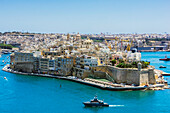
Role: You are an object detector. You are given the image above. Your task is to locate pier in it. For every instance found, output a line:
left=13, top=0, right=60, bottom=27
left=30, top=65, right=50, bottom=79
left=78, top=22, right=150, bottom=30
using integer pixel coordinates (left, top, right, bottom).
left=162, top=73, right=170, bottom=76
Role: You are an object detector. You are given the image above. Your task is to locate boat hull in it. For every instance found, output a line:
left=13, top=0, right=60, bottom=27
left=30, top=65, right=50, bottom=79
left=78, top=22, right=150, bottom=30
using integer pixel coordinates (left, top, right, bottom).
left=159, top=67, right=166, bottom=68
left=83, top=102, right=109, bottom=107
left=159, top=58, right=170, bottom=61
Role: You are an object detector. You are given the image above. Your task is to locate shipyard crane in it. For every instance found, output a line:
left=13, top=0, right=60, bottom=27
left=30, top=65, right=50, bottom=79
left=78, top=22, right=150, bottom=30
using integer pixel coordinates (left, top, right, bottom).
left=120, top=39, right=130, bottom=51
left=126, top=40, right=133, bottom=51
left=113, top=37, right=118, bottom=52
left=121, top=39, right=129, bottom=42
left=105, top=39, right=112, bottom=50
left=104, top=36, right=112, bottom=50
left=104, top=37, right=119, bottom=51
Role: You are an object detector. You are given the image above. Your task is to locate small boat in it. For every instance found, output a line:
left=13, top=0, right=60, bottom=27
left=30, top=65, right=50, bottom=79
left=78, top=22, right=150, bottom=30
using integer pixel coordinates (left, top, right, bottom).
left=83, top=96, right=109, bottom=107
left=159, top=65, right=166, bottom=68
left=2, top=51, right=9, bottom=54
left=159, top=56, right=170, bottom=61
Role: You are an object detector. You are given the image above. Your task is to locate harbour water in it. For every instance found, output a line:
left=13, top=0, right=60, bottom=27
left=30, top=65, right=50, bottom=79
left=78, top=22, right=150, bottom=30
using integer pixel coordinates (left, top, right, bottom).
left=141, top=52, right=170, bottom=73
left=0, top=52, right=170, bottom=113
left=142, top=51, right=170, bottom=83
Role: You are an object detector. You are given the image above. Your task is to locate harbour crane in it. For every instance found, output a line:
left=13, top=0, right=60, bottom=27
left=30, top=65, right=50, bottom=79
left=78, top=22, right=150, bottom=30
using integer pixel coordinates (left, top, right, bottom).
left=104, top=37, right=120, bottom=52
left=105, top=39, right=112, bottom=50
left=126, top=40, right=133, bottom=51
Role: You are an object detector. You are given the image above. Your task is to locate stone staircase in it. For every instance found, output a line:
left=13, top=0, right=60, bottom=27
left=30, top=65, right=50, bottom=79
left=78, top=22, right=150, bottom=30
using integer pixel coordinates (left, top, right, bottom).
left=97, top=66, right=115, bottom=83
left=106, top=72, right=115, bottom=83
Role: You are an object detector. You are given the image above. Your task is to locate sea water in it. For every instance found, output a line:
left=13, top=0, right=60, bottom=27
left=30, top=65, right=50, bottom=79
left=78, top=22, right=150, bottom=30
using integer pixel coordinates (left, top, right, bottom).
left=0, top=52, right=170, bottom=113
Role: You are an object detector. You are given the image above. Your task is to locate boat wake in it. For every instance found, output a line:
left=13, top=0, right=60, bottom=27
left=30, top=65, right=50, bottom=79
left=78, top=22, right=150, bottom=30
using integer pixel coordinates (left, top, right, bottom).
left=1, top=76, right=8, bottom=81
left=5, top=78, right=8, bottom=81
left=109, top=105, right=124, bottom=107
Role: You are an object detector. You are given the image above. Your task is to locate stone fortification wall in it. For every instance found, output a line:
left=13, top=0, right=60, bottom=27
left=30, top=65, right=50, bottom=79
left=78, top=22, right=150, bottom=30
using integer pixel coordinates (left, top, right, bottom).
left=107, top=66, right=141, bottom=85
left=96, top=65, right=156, bottom=86
left=139, top=70, right=149, bottom=86
left=148, top=69, right=156, bottom=84
left=82, top=70, right=92, bottom=79
left=93, top=71, right=106, bottom=79
left=82, top=70, right=106, bottom=79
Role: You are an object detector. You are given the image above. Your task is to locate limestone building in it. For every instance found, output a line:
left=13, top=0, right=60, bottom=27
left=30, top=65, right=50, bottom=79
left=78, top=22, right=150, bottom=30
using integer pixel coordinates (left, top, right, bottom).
left=10, top=52, right=34, bottom=73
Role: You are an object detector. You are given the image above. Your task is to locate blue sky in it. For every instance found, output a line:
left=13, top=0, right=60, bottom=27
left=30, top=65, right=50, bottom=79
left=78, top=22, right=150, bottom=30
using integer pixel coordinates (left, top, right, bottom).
left=0, top=0, right=169, bottom=34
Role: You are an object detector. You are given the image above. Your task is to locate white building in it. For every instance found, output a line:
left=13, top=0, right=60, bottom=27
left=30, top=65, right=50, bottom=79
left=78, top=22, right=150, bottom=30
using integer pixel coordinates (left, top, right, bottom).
left=76, top=56, right=98, bottom=70
left=127, top=51, right=141, bottom=62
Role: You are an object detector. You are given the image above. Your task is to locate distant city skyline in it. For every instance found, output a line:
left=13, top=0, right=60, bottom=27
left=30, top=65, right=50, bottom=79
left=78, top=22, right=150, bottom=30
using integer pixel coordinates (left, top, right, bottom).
left=0, top=0, right=170, bottom=34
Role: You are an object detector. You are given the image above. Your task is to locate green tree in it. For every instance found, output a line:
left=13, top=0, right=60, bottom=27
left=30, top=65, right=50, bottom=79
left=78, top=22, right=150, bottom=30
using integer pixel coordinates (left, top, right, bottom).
left=111, top=59, right=117, bottom=66
left=116, top=63, right=126, bottom=68
left=119, top=59, right=124, bottom=63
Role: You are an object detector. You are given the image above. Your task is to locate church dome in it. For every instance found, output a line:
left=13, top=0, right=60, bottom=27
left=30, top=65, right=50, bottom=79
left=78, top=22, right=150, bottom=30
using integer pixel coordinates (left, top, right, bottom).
left=76, top=32, right=81, bottom=37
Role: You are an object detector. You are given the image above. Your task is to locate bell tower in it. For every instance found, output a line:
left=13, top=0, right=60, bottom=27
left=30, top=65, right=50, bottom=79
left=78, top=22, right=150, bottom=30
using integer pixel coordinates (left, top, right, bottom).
left=67, top=33, right=70, bottom=41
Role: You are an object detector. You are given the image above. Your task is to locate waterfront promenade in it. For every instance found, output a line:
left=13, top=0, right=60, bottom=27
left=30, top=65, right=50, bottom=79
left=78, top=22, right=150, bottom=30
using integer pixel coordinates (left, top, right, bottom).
left=2, top=64, right=166, bottom=91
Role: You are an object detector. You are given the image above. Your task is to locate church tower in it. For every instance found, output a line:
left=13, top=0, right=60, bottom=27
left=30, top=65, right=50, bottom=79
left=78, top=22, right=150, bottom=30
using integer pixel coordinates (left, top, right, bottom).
left=76, top=32, right=81, bottom=41
left=67, top=33, right=70, bottom=41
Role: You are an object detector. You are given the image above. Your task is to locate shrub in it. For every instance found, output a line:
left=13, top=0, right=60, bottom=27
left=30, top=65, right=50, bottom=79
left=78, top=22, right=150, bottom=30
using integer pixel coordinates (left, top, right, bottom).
left=111, top=59, right=117, bottom=66
left=119, top=59, right=124, bottom=63
left=116, top=63, right=126, bottom=68
left=116, top=61, right=149, bottom=68
left=144, top=62, right=149, bottom=66
left=142, top=61, right=149, bottom=68
left=132, top=61, right=137, bottom=65
left=126, top=64, right=132, bottom=68
left=0, top=43, right=14, bottom=49
left=131, top=61, right=138, bottom=68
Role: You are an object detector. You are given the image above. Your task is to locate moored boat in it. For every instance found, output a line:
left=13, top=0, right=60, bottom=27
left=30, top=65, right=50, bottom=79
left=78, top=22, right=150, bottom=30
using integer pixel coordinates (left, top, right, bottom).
left=159, top=56, right=170, bottom=61
left=159, top=65, right=166, bottom=68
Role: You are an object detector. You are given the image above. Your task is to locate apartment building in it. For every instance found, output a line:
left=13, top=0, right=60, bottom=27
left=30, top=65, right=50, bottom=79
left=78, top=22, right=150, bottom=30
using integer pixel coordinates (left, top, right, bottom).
left=10, top=52, right=34, bottom=73
left=39, top=58, right=49, bottom=74
left=55, top=56, right=74, bottom=76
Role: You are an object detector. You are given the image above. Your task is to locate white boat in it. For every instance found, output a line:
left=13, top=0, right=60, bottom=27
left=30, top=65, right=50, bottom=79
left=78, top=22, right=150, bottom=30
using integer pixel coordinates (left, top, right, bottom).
left=159, top=65, right=166, bottom=68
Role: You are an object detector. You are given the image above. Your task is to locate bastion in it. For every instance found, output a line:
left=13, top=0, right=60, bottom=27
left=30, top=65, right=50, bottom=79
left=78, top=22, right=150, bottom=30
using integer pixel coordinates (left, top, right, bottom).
left=93, top=65, right=156, bottom=86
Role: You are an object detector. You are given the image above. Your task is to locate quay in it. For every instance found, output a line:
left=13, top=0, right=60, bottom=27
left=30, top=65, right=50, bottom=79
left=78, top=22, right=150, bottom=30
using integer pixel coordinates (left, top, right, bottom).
left=2, top=64, right=166, bottom=91
left=155, top=69, right=170, bottom=76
